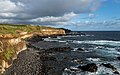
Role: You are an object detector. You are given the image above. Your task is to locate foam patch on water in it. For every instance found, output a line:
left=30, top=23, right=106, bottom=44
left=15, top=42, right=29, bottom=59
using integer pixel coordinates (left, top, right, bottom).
left=95, top=48, right=120, bottom=57
left=73, top=40, right=120, bottom=46
left=44, top=38, right=59, bottom=41
left=63, top=63, right=120, bottom=75
left=86, top=58, right=101, bottom=62
left=72, top=48, right=78, bottom=51
left=58, top=41, right=66, bottom=43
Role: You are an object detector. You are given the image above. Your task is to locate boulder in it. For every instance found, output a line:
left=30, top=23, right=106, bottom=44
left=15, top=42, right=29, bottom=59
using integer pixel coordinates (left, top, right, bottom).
left=117, top=56, right=120, bottom=60
left=77, top=63, right=98, bottom=72
left=101, top=63, right=117, bottom=71
left=47, top=47, right=73, bottom=52
left=113, top=71, right=120, bottom=74
left=77, top=48, right=85, bottom=51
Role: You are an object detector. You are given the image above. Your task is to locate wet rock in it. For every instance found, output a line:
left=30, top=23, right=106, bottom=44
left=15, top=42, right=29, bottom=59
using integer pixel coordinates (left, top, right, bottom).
left=40, top=56, right=57, bottom=61
left=47, top=47, right=73, bottom=52
left=113, top=71, right=120, bottom=75
left=77, top=48, right=85, bottom=51
left=49, top=35, right=57, bottom=38
left=63, top=56, right=71, bottom=60
left=101, top=63, right=117, bottom=71
left=117, top=56, right=120, bottom=60
left=73, top=59, right=83, bottom=64
left=77, top=63, right=98, bottom=72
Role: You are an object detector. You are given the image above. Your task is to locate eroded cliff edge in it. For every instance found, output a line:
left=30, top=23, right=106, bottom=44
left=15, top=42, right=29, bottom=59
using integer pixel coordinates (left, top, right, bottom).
left=0, top=24, right=66, bottom=74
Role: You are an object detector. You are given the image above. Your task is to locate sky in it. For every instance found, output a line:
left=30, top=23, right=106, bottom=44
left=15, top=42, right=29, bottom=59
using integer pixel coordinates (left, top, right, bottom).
left=0, top=0, right=120, bottom=31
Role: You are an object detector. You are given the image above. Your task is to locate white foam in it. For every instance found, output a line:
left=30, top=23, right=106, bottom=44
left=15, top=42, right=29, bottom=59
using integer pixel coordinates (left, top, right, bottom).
left=73, top=40, right=120, bottom=46
left=63, top=63, right=120, bottom=75
left=86, top=58, right=101, bottom=62
left=72, top=48, right=78, bottom=51
left=56, top=36, right=61, bottom=39
left=44, top=38, right=59, bottom=42
left=58, top=41, right=66, bottom=43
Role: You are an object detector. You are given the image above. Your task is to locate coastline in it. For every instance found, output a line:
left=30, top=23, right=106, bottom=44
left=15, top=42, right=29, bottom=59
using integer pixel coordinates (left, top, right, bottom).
left=0, top=24, right=66, bottom=74
left=4, top=38, right=73, bottom=75
left=1, top=29, right=120, bottom=75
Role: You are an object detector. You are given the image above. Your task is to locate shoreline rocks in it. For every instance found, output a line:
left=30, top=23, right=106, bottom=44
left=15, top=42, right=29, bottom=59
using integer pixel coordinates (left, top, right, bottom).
left=77, top=63, right=98, bottom=72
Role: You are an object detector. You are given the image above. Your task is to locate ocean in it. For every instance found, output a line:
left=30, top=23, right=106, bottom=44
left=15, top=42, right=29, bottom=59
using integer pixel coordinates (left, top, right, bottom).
left=44, top=31, right=120, bottom=75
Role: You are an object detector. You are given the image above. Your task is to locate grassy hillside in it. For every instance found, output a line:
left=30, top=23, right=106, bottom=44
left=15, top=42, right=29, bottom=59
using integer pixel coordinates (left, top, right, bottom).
left=0, top=24, right=58, bottom=35
left=0, top=24, right=65, bottom=39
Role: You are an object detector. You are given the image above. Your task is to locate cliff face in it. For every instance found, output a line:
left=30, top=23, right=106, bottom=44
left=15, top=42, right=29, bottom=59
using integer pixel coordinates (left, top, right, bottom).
left=0, top=27, right=66, bottom=74
left=0, top=38, right=27, bottom=73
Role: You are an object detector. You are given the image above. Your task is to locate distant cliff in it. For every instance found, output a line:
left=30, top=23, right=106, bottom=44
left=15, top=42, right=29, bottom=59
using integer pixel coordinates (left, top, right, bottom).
left=60, top=28, right=71, bottom=34
left=0, top=24, right=66, bottom=74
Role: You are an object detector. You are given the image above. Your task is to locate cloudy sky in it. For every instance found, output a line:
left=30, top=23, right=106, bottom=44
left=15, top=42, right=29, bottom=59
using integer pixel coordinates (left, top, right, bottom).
left=0, top=0, right=120, bottom=31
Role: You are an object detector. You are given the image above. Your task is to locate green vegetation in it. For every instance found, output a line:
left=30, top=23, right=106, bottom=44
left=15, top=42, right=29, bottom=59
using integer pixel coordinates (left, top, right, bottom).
left=0, top=40, right=15, bottom=61
left=5, top=48, right=14, bottom=60
left=0, top=24, right=59, bottom=35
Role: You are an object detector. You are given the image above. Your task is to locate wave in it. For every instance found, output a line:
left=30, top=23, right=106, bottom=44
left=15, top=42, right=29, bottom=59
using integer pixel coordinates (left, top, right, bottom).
left=73, top=40, right=120, bottom=46
left=63, top=62, right=120, bottom=75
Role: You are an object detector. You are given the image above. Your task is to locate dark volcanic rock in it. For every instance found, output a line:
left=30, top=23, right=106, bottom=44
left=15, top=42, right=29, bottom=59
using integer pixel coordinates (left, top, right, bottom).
left=4, top=45, right=73, bottom=75
left=117, top=56, right=120, bottom=60
left=77, top=63, right=98, bottom=72
left=27, top=35, right=43, bottom=42
left=101, top=63, right=117, bottom=71
left=4, top=50, right=45, bottom=75
left=60, top=28, right=71, bottom=33
left=40, top=55, right=57, bottom=61
left=113, top=71, right=120, bottom=74
left=46, top=47, right=73, bottom=53
left=77, top=48, right=85, bottom=51
left=26, top=43, right=40, bottom=50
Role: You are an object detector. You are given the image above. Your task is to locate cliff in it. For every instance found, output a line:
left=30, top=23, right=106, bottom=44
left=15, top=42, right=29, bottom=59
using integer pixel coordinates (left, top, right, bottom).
left=0, top=24, right=66, bottom=74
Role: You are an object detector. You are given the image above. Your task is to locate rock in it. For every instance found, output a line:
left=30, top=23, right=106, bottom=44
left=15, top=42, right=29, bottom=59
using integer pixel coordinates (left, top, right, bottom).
left=63, top=56, right=71, bottom=60
left=27, top=35, right=43, bottom=42
left=40, top=56, right=57, bottom=61
left=113, top=71, right=120, bottom=74
left=101, top=63, right=117, bottom=71
left=49, top=35, right=57, bottom=38
left=77, top=63, right=98, bottom=72
left=60, top=28, right=71, bottom=34
left=117, top=56, right=120, bottom=60
left=77, top=48, right=85, bottom=51
left=47, top=47, right=73, bottom=52
left=73, top=59, right=83, bottom=64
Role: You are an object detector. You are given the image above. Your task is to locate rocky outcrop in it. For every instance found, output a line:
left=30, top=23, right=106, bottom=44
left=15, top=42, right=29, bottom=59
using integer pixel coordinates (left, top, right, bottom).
left=77, top=63, right=98, bottom=72
left=101, top=63, right=117, bottom=71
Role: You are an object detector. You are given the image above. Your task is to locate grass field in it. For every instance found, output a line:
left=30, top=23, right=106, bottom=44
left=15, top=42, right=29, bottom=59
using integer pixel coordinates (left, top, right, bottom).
left=0, top=24, right=58, bottom=35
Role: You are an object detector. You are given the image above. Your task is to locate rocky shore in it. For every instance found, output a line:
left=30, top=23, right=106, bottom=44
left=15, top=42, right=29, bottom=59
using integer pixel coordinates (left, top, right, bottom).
left=4, top=35, right=73, bottom=75
left=2, top=30, right=120, bottom=75
left=4, top=35, right=120, bottom=75
left=0, top=24, right=67, bottom=74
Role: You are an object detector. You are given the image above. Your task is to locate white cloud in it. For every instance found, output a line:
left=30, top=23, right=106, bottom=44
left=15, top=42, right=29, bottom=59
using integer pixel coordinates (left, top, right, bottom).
left=0, top=13, right=17, bottom=18
left=30, top=12, right=77, bottom=22
left=0, top=0, right=23, bottom=13
left=11, top=0, right=102, bottom=17
left=0, top=0, right=103, bottom=26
